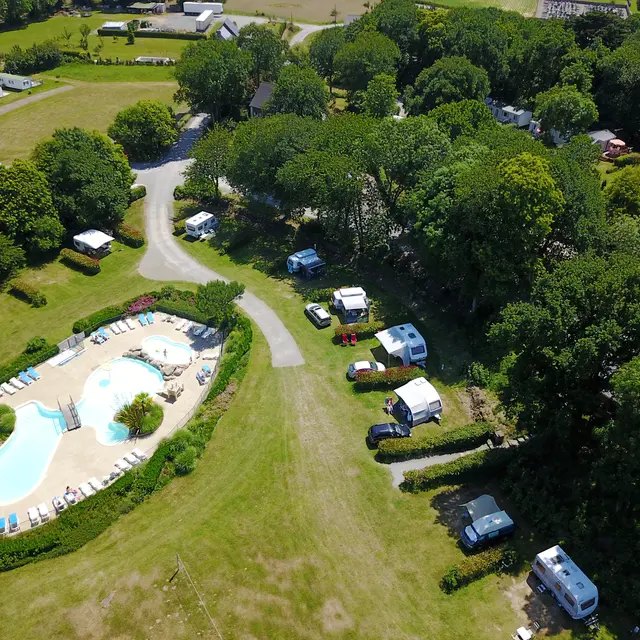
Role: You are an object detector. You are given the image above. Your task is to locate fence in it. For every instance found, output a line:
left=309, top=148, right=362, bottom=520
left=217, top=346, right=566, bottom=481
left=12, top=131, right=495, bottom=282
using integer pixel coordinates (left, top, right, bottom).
left=58, top=332, right=85, bottom=352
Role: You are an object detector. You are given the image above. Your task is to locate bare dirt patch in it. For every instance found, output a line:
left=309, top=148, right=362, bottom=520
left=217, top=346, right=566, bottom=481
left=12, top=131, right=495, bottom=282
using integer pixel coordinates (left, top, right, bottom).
left=320, top=598, right=354, bottom=634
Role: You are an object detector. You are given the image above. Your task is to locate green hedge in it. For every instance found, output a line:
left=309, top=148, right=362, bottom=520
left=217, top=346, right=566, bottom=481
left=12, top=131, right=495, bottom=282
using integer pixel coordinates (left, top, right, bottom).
left=152, top=299, right=207, bottom=324
left=130, top=184, right=146, bottom=202
left=173, top=219, right=186, bottom=236
left=613, top=153, right=640, bottom=168
left=0, top=404, right=16, bottom=441
left=60, top=248, right=100, bottom=275
left=96, top=28, right=205, bottom=40
left=9, top=280, right=47, bottom=308
left=354, top=366, right=423, bottom=391
left=72, top=305, right=124, bottom=334
left=0, top=312, right=252, bottom=573
left=400, top=447, right=516, bottom=493
left=334, top=320, right=385, bottom=339
left=440, top=545, right=519, bottom=593
left=0, top=339, right=59, bottom=385
left=377, top=422, right=494, bottom=462
left=117, top=223, right=145, bottom=248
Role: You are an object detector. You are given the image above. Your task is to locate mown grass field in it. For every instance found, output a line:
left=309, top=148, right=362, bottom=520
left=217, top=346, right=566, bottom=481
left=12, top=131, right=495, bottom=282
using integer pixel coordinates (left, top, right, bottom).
left=42, top=62, right=175, bottom=82
left=0, top=81, right=179, bottom=164
left=0, top=77, right=67, bottom=105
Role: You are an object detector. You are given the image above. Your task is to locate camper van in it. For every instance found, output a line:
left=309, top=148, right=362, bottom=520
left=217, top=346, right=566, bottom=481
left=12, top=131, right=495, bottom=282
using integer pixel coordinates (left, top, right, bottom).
left=331, top=287, right=370, bottom=323
left=393, top=377, right=442, bottom=426
left=532, top=546, right=598, bottom=620
left=287, top=248, right=317, bottom=273
left=460, top=495, right=515, bottom=549
left=185, top=212, right=218, bottom=239
left=376, top=323, right=427, bottom=367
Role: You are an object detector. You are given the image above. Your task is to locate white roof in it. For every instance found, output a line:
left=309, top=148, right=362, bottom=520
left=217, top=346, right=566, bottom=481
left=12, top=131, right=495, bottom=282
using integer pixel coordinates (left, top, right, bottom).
left=102, top=21, right=126, bottom=28
left=536, top=545, right=598, bottom=602
left=376, top=323, right=426, bottom=360
left=473, top=511, right=514, bottom=536
left=73, top=229, right=114, bottom=249
left=588, top=129, right=616, bottom=143
left=334, top=288, right=368, bottom=311
left=394, top=377, right=441, bottom=415
left=196, top=9, right=213, bottom=20
left=186, top=211, right=215, bottom=226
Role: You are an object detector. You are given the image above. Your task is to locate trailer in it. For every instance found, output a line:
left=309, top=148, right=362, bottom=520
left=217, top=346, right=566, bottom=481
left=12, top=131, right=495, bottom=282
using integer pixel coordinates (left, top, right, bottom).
left=183, top=1, right=223, bottom=15
left=0, top=73, right=37, bottom=91
left=185, top=211, right=218, bottom=238
left=195, top=9, right=214, bottom=31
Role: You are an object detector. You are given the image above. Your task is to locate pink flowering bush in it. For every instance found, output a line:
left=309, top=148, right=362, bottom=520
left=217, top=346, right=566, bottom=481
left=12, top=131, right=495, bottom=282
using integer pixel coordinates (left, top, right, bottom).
left=128, top=296, right=157, bottom=313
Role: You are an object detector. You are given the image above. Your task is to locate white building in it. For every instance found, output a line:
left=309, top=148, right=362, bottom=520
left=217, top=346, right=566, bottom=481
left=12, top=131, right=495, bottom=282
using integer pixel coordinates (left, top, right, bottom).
left=195, top=9, right=215, bottom=31
left=185, top=211, right=218, bottom=238
left=376, top=323, right=427, bottom=366
left=331, top=287, right=370, bottom=323
left=393, top=377, right=443, bottom=425
left=101, top=21, right=127, bottom=31
left=0, top=73, right=37, bottom=91
left=532, top=546, right=598, bottom=620
left=73, top=230, right=115, bottom=256
left=183, top=1, right=223, bottom=15
left=529, top=119, right=568, bottom=146
left=485, top=98, right=533, bottom=128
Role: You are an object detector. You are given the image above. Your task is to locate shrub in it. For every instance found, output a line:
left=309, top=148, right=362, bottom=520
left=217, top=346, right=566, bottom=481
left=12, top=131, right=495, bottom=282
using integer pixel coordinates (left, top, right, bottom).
left=0, top=405, right=16, bottom=441
left=173, top=185, right=188, bottom=200
left=354, top=366, right=423, bottom=391
left=60, top=249, right=100, bottom=275
left=400, top=447, right=516, bottom=493
left=174, top=446, right=198, bottom=475
left=173, top=219, right=186, bottom=236
left=467, top=362, right=491, bottom=388
left=140, top=402, right=164, bottom=435
left=72, top=305, right=124, bottom=334
left=97, top=29, right=206, bottom=40
left=0, top=339, right=59, bottom=384
left=130, top=184, right=147, bottom=202
left=4, top=40, right=63, bottom=75
left=333, top=320, right=385, bottom=339
left=128, top=295, right=157, bottom=313
left=152, top=299, right=207, bottom=324
left=25, top=336, right=47, bottom=353
left=117, top=223, right=145, bottom=248
left=440, top=545, right=519, bottom=593
left=613, top=153, right=640, bottom=168
left=9, top=280, right=47, bottom=308
left=377, top=422, right=494, bottom=462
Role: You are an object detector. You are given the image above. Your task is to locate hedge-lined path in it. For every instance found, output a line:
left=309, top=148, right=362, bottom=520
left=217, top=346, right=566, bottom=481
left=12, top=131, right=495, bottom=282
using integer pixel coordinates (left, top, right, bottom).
left=136, top=114, right=305, bottom=368
left=0, top=84, right=73, bottom=117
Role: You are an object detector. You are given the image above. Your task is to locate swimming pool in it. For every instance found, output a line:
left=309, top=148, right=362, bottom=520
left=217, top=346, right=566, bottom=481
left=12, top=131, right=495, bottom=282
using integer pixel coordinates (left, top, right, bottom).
left=142, top=335, right=194, bottom=365
left=0, top=358, right=164, bottom=505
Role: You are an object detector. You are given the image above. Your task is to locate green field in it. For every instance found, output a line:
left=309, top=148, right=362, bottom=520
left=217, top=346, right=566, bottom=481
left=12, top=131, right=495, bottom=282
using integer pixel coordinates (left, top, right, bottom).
left=42, top=62, right=175, bottom=82
left=0, top=80, right=179, bottom=164
left=0, top=77, right=67, bottom=106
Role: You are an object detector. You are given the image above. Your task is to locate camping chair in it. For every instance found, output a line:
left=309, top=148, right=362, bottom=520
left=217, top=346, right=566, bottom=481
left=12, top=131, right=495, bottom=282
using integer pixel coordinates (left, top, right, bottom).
left=341, top=333, right=349, bottom=347
left=350, top=333, right=357, bottom=346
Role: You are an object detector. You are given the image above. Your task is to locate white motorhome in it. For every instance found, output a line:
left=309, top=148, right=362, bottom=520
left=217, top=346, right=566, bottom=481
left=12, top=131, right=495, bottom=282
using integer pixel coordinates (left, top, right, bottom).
left=287, top=248, right=317, bottom=273
left=331, top=287, right=370, bottom=323
left=393, top=377, right=442, bottom=426
left=185, top=212, right=218, bottom=238
left=376, top=323, right=427, bottom=366
left=73, top=230, right=114, bottom=256
left=195, top=9, right=215, bottom=31
left=183, top=1, right=223, bottom=14
left=532, top=545, right=598, bottom=620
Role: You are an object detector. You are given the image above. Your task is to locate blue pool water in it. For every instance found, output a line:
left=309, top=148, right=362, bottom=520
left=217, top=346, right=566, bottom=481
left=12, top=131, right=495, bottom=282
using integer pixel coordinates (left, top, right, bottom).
left=0, top=358, right=163, bottom=505
left=142, top=335, right=193, bottom=365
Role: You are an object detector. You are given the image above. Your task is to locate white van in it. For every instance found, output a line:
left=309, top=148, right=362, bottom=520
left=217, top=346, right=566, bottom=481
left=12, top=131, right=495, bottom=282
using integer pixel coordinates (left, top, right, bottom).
left=185, top=212, right=218, bottom=239
left=287, top=248, right=317, bottom=273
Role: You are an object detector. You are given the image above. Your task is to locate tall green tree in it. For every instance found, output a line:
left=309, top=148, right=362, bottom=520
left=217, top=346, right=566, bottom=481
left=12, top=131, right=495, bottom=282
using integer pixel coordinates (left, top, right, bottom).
left=266, top=65, right=329, bottom=119
left=32, top=128, right=133, bottom=230
left=559, top=61, right=593, bottom=94
left=369, top=0, right=418, bottom=55
left=195, top=280, right=245, bottom=331
left=604, top=166, right=640, bottom=219
left=426, top=99, right=497, bottom=141
left=0, top=160, right=64, bottom=254
left=237, top=23, right=287, bottom=87
left=184, top=124, right=233, bottom=202
left=361, top=73, right=398, bottom=118
left=309, top=26, right=345, bottom=93
left=0, top=234, right=26, bottom=283
left=404, top=56, right=490, bottom=115
left=108, top=100, right=179, bottom=162
left=174, top=40, right=252, bottom=121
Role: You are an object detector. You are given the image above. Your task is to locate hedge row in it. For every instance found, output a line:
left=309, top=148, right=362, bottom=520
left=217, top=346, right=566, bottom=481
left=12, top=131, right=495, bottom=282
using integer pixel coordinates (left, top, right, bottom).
left=400, top=447, right=516, bottom=493
left=613, top=153, right=640, bottom=168
left=0, top=312, right=252, bottom=572
left=72, top=305, right=124, bottom=334
left=334, top=320, right=385, bottom=338
left=96, top=28, right=205, bottom=40
left=60, top=249, right=100, bottom=275
left=130, top=185, right=146, bottom=202
left=10, top=280, right=47, bottom=308
left=377, top=422, right=494, bottom=462
left=0, top=338, right=59, bottom=385
left=117, top=223, right=145, bottom=249
left=440, top=545, right=519, bottom=593
left=354, top=366, right=423, bottom=391
left=153, top=299, right=207, bottom=324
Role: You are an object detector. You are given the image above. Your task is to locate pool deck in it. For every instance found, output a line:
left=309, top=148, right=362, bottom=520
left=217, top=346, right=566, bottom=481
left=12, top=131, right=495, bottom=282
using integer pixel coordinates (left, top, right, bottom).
left=0, top=315, right=221, bottom=528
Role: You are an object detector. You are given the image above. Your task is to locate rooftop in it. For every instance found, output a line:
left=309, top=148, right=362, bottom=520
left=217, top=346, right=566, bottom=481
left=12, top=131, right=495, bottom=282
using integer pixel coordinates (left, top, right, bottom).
left=186, top=211, right=215, bottom=226
left=249, top=82, right=274, bottom=110
left=537, top=545, right=598, bottom=599
left=73, top=230, right=115, bottom=250
left=101, top=21, right=127, bottom=28
left=0, top=72, right=31, bottom=81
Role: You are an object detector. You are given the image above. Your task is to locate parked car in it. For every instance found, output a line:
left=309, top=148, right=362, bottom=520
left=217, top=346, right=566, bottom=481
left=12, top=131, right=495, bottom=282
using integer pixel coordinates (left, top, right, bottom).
left=347, top=361, right=386, bottom=379
left=367, top=422, right=411, bottom=446
left=305, top=303, right=331, bottom=328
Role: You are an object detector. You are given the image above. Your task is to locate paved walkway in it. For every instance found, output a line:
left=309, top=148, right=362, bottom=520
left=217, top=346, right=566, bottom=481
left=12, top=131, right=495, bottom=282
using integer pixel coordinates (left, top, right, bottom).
left=0, top=84, right=73, bottom=117
left=136, top=115, right=305, bottom=368
left=289, top=22, right=337, bottom=46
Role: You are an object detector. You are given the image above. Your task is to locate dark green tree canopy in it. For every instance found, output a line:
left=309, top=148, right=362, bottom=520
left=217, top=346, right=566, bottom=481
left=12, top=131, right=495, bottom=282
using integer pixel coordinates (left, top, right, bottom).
left=0, top=234, right=25, bottom=283
left=237, top=23, right=287, bottom=87
left=426, top=99, right=497, bottom=141
left=361, top=73, right=399, bottom=118
left=195, top=280, right=245, bottom=330
left=604, top=166, right=640, bottom=219
left=266, top=65, right=329, bottom=119
left=309, top=26, right=345, bottom=92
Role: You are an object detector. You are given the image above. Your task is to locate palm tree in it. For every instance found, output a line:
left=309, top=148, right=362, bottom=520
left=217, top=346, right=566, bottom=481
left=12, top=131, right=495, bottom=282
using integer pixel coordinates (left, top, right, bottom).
left=115, top=402, right=144, bottom=436
left=134, top=392, right=153, bottom=416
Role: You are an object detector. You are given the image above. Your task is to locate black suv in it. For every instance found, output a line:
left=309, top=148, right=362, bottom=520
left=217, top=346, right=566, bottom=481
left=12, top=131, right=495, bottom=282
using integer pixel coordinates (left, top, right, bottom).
left=367, top=422, right=411, bottom=446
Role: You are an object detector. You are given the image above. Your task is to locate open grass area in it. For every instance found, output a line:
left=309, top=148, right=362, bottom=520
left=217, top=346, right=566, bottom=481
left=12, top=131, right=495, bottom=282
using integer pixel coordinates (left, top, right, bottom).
left=431, top=0, right=538, bottom=16
left=225, top=0, right=362, bottom=23
left=0, top=77, right=67, bottom=106
left=42, top=62, right=175, bottom=82
left=0, top=81, right=179, bottom=164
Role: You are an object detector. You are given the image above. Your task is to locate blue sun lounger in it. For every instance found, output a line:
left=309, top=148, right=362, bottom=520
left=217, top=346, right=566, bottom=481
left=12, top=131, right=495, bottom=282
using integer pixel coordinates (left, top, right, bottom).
left=146, top=311, right=155, bottom=324
left=27, top=366, right=41, bottom=381
left=8, top=513, right=19, bottom=532
left=98, top=327, right=110, bottom=340
left=0, top=516, right=6, bottom=535
left=139, top=313, right=148, bottom=326
left=18, top=371, right=33, bottom=385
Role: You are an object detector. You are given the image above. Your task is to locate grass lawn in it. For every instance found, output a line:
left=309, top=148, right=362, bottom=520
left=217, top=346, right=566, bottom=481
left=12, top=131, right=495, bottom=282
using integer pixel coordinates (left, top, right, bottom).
left=0, top=77, right=67, bottom=106
left=0, top=81, right=179, bottom=164
left=430, top=0, right=538, bottom=15
left=42, top=62, right=175, bottom=82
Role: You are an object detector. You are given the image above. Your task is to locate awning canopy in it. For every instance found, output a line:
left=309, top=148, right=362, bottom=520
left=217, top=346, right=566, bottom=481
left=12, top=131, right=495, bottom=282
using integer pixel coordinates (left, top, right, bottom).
left=462, top=495, right=500, bottom=521
left=73, top=229, right=114, bottom=250
left=394, top=377, right=442, bottom=425
left=376, top=323, right=426, bottom=365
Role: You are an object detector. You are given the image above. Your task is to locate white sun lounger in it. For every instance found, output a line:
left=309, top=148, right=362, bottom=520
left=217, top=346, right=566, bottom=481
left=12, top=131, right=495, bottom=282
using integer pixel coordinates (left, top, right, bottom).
left=182, top=321, right=193, bottom=334
left=1, top=383, right=16, bottom=395
left=125, top=317, right=136, bottom=331
left=166, top=315, right=177, bottom=323
left=201, top=327, right=213, bottom=339
left=175, top=319, right=187, bottom=331
left=132, top=448, right=148, bottom=461
left=115, top=458, right=132, bottom=472
left=64, top=491, right=78, bottom=505
left=123, top=453, right=140, bottom=466
left=37, top=503, right=49, bottom=521
left=52, top=497, right=66, bottom=513
left=88, top=477, right=102, bottom=492
left=117, top=320, right=128, bottom=333
left=9, top=377, right=25, bottom=390
left=27, top=507, right=39, bottom=526
left=193, top=325, right=205, bottom=336
left=110, top=322, right=121, bottom=335
left=79, top=482, right=95, bottom=498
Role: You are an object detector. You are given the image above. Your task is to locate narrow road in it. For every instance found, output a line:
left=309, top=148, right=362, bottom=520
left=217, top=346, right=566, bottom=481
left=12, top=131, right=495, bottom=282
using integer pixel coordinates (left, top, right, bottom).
left=136, top=114, right=305, bottom=368
left=288, top=22, right=338, bottom=46
left=0, top=84, right=73, bottom=117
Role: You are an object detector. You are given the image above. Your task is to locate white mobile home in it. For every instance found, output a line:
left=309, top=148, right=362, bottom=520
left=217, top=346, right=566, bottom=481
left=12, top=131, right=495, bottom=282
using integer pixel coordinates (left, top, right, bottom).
left=195, top=9, right=215, bottom=31
left=0, top=73, right=36, bottom=91
left=532, top=545, right=598, bottom=619
left=376, top=323, right=427, bottom=366
left=185, top=211, right=218, bottom=238
left=393, top=377, right=442, bottom=425
left=101, top=20, right=127, bottom=31
left=183, top=1, right=223, bottom=14
left=485, top=98, right=532, bottom=128
left=331, top=287, right=370, bottom=323
left=73, top=230, right=114, bottom=256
